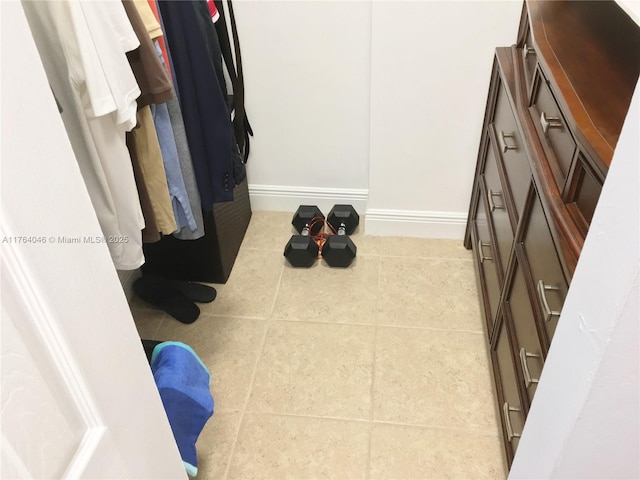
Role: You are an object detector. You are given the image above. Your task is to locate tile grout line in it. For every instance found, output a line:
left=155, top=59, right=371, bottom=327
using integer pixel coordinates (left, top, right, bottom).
left=237, top=410, right=371, bottom=423
left=224, top=410, right=501, bottom=438
left=378, top=254, right=473, bottom=262
left=369, top=418, right=503, bottom=437
left=366, top=254, right=383, bottom=480
left=150, top=312, right=166, bottom=339
left=198, top=312, right=273, bottom=321
left=376, top=323, right=485, bottom=335
left=266, top=261, right=287, bottom=320
left=270, top=317, right=486, bottom=335
left=221, top=261, right=285, bottom=480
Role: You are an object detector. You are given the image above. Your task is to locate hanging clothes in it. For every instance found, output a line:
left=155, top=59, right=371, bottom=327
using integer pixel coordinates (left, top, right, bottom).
left=122, top=0, right=174, bottom=107
left=22, top=0, right=146, bottom=270
left=133, top=0, right=163, bottom=39
left=147, top=0, right=173, bottom=83
left=207, top=0, right=220, bottom=23
left=140, top=0, right=254, bottom=283
left=166, top=96, right=206, bottom=240
left=132, top=0, right=202, bottom=239
left=129, top=138, right=161, bottom=244
left=128, top=106, right=177, bottom=241
left=142, top=0, right=205, bottom=240
left=157, top=0, right=235, bottom=209
left=122, top=0, right=178, bottom=241
left=150, top=101, right=198, bottom=234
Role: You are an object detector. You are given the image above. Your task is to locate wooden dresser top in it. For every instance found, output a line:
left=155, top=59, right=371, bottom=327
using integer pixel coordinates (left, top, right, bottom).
left=527, top=0, right=640, bottom=168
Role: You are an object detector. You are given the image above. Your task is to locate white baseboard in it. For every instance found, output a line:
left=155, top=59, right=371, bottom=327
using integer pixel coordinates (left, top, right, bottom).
left=248, top=184, right=368, bottom=215
left=364, top=209, right=467, bottom=239
left=247, top=184, right=467, bottom=239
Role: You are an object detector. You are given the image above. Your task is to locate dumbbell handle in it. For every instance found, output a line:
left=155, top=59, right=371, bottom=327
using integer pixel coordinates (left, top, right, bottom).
left=336, top=223, right=347, bottom=235
left=301, top=224, right=325, bottom=254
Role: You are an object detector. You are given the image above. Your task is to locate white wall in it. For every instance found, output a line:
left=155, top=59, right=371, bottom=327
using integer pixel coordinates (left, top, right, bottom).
left=237, top=0, right=372, bottom=214
left=236, top=1, right=522, bottom=237
left=616, top=0, right=640, bottom=25
left=509, top=83, right=640, bottom=479
left=367, top=1, right=522, bottom=237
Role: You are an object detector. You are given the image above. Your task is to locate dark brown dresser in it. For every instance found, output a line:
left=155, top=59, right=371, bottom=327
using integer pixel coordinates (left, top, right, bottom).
left=464, top=0, right=640, bottom=467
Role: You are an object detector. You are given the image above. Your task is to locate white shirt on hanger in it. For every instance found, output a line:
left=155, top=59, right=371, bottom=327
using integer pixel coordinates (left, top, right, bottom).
left=22, top=0, right=146, bottom=270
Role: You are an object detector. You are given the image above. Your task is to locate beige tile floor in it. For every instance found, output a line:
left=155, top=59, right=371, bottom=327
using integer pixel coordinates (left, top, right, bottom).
left=131, top=211, right=507, bottom=480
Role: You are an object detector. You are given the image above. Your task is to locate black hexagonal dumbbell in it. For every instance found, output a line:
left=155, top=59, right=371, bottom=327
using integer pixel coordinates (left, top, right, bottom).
left=327, top=204, right=359, bottom=234
left=322, top=232, right=357, bottom=268
left=284, top=224, right=319, bottom=267
left=322, top=205, right=359, bottom=268
left=292, top=205, right=325, bottom=235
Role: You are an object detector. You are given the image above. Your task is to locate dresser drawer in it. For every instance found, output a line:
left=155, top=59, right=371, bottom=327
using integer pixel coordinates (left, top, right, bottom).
left=571, top=160, right=601, bottom=225
left=522, top=190, right=569, bottom=344
left=492, top=315, right=524, bottom=462
left=491, top=87, right=531, bottom=221
left=565, top=154, right=604, bottom=235
left=520, top=22, right=537, bottom=99
left=472, top=192, right=502, bottom=336
left=481, top=140, right=513, bottom=278
left=530, top=70, right=577, bottom=190
left=505, top=251, right=545, bottom=406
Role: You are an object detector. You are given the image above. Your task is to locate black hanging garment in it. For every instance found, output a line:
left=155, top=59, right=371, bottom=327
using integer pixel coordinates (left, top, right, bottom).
left=157, top=0, right=234, bottom=208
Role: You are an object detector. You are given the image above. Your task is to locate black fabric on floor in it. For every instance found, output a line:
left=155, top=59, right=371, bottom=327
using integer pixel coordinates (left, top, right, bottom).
left=133, top=276, right=200, bottom=324
left=167, top=279, right=217, bottom=303
left=143, top=274, right=217, bottom=303
left=142, top=339, right=163, bottom=364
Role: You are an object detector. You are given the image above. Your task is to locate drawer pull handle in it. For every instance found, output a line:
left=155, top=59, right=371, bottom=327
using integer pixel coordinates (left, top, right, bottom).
left=540, top=111, right=563, bottom=134
left=488, top=190, right=505, bottom=211
left=477, top=240, right=493, bottom=264
left=503, top=402, right=522, bottom=442
left=523, top=43, right=536, bottom=59
left=499, top=130, right=518, bottom=153
left=519, top=347, right=540, bottom=388
left=537, top=280, right=561, bottom=322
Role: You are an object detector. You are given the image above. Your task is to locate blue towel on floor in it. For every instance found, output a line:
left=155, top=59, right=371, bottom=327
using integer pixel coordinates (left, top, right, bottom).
left=151, top=341, right=214, bottom=477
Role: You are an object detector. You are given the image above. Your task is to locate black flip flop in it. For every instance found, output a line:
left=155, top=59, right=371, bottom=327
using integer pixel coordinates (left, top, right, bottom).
left=167, top=279, right=217, bottom=303
left=133, top=276, right=200, bottom=324
left=143, top=275, right=217, bottom=303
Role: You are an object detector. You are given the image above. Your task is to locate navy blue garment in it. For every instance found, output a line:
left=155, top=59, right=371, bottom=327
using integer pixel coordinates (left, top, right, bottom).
left=158, top=0, right=234, bottom=209
left=194, top=1, right=227, bottom=106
